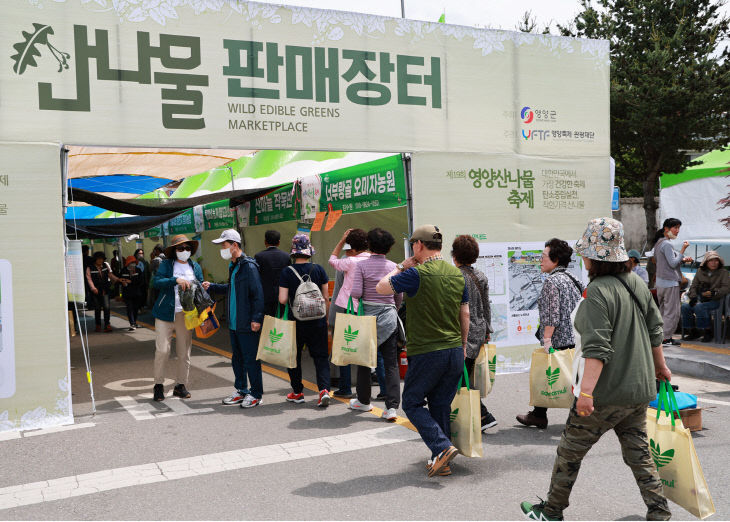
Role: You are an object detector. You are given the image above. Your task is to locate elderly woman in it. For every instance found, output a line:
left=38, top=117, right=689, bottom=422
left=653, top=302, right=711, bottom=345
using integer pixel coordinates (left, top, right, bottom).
left=151, top=234, right=204, bottom=402
left=451, top=235, right=497, bottom=430
left=521, top=217, right=672, bottom=521
left=517, top=238, right=583, bottom=429
left=681, top=250, right=730, bottom=342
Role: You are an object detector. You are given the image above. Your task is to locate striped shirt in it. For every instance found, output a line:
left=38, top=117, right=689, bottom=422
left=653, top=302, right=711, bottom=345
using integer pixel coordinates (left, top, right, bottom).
left=350, top=254, right=403, bottom=308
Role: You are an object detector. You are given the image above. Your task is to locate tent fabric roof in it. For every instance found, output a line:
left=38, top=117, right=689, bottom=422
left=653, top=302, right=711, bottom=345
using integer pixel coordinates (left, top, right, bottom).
left=67, top=146, right=255, bottom=180
left=660, top=148, right=730, bottom=189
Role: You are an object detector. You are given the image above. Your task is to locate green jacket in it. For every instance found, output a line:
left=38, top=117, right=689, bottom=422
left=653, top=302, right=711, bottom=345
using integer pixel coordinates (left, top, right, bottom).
left=574, top=272, right=663, bottom=407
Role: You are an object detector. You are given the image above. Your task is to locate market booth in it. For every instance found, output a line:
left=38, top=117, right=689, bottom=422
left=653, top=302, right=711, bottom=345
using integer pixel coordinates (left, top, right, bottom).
left=0, top=1, right=610, bottom=431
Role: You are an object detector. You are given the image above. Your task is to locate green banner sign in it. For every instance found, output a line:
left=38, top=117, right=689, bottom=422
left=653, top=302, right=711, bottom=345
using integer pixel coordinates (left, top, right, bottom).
left=250, top=185, right=297, bottom=226
left=168, top=209, right=196, bottom=235
left=320, top=155, right=406, bottom=214
left=203, top=200, right=236, bottom=230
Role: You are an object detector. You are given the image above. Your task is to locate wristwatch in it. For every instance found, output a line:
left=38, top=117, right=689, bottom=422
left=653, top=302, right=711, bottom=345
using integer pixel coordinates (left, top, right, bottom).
left=396, top=263, right=405, bottom=272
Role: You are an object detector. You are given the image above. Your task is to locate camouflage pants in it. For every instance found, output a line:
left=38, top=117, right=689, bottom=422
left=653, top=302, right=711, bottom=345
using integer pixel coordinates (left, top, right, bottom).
left=545, top=401, right=671, bottom=521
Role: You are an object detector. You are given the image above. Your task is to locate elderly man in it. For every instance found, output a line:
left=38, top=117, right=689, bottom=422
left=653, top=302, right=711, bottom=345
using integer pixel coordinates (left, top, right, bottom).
left=376, top=224, right=469, bottom=478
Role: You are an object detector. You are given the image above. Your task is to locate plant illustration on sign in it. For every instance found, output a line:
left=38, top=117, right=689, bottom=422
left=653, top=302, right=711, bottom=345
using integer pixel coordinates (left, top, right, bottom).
left=343, top=325, right=359, bottom=344
left=11, top=23, right=70, bottom=75
left=269, top=328, right=283, bottom=345
left=650, top=439, right=674, bottom=468
left=546, top=366, right=560, bottom=387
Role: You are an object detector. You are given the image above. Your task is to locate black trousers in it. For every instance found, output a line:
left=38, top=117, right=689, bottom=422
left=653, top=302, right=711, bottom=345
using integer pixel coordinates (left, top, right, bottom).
left=464, top=355, right=490, bottom=418
left=355, top=331, right=400, bottom=410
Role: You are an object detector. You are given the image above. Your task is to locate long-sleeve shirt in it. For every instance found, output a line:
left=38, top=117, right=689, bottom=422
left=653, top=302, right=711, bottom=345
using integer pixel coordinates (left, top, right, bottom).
left=350, top=254, right=402, bottom=308
left=575, top=272, right=664, bottom=406
left=328, top=252, right=370, bottom=308
left=655, top=238, right=683, bottom=287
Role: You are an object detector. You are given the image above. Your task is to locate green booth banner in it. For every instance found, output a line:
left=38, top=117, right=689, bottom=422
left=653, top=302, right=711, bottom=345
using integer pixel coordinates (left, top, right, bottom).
left=204, top=200, right=236, bottom=230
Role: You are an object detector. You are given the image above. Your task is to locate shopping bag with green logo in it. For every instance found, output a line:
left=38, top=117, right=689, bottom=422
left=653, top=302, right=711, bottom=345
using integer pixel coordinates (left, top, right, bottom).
left=331, top=297, right=377, bottom=367
left=256, top=304, right=297, bottom=369
left=473, top=343, right=497, bottom=397
left=450, top=364, right=483, bottom=458
left=529, top=347, right=574, bottom=408
left=647, top=381, right=715, bottom=519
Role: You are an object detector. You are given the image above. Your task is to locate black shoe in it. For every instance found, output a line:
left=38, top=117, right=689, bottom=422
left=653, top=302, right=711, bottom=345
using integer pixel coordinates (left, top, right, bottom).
left=333, top=390, right=353, bottom=399
left=153, top=384, right=165, bottom=402
left=682, top=328, right=701, bottom=341
left=481, top=412, right=498, bottom=431
left=701, top=329, right=714, bottom=343
left=173, top=383, right=191, bottom=399
left=373, top=393, right=386, bottom=401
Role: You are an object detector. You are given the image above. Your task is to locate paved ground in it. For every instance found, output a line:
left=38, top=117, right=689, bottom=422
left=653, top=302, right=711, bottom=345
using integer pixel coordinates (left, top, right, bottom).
left=1, top=304, right=729, bottom=520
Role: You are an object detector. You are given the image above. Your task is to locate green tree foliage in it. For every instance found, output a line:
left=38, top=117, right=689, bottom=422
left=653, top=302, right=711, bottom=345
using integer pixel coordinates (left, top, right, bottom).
left=557, top=0, right=730, bottom=246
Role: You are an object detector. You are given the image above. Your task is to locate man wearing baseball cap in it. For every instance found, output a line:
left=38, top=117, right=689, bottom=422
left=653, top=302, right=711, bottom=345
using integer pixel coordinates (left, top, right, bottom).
left=203, top=229, right=266, bottom=409
left=627, top=249, right=649, bottom=284
left=376, top=224, right=470, bottom=477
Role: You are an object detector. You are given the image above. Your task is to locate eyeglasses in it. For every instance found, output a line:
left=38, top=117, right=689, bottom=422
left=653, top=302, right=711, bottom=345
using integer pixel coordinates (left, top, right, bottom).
left=176, top=246, right=192, bottom=252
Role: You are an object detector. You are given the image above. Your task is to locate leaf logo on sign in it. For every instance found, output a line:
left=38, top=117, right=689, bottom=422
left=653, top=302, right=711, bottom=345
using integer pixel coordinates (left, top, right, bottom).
left=650, top=439, right=674, bottom=468
left=11, top=23, right=70, bottom=75
left=343, top=325, right=359, bottom=344
left=269, top=328, right=284, bottom=345
left=546, top=366, right=560, bottom=387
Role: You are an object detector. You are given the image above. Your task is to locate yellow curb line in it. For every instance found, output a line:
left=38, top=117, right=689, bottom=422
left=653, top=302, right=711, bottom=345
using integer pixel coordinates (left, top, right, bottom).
left=110, top=311, right=416, bottom=432
left=675, top=342, right=730, bottom=355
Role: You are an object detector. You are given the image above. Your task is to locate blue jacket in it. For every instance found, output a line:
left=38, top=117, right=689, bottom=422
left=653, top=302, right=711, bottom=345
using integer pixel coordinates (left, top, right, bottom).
left=208, top=255, right=265, bottom=332
left=152, top=258, right=204, bottom=322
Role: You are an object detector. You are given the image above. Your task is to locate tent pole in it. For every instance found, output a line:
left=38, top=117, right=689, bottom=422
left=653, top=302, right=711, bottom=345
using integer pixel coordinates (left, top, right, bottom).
left=402, top=152, right=414, bottom=256
left=228, top=165, right=245, bottom=250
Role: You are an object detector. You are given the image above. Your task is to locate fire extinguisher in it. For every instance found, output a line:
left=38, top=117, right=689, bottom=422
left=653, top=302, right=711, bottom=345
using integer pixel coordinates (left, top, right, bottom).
left=399, top=348, right=408, bottom=379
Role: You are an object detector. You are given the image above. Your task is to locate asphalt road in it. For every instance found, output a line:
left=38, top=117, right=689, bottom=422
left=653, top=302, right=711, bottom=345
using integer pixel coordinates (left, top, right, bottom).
left=1, top=307, right=728, bottom=521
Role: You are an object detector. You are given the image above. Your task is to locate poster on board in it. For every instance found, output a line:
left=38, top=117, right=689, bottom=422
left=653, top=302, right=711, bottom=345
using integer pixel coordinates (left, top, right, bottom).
left=0, top=259, right=16, bottom=399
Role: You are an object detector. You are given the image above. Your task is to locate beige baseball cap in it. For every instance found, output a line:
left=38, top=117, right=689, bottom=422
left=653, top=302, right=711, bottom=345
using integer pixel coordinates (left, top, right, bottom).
left=409, top=224, right=442, bottom=244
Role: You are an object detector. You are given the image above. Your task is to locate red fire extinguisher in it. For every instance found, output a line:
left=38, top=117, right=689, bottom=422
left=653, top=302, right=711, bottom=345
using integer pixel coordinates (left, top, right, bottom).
left=399, top=348, right=408, bottom=379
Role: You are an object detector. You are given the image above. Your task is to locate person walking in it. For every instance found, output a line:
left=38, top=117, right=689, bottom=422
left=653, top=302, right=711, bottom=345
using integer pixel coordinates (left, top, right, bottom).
left=204, top=229, right=266, bottom=408
left=521, top=217, right=671, bottom=521
left=451, top=235, right=497, bottom=431
left=254, top=230, right=291, bottom=318
left=348, top=228, right=403, bottom=421
left=328, top=228, right=370, bottom=399
left=376, top=224, right=469, bottom=477
left=654, top=218, right=693, bottom=346
left=134, top=248, right=150, bottom=311
left=627, top=249, right=649, bottom=284
left=517, top=238, right=583, bottom=430
left=681, top=250, right=730, bottom=342
left=148, top=244, right=165, bottom=308
left=120, top=255, right=144, bottom=330
left=278, top=234, right=332, bottom=407
left=151, top=235, right=204, bottom=402
left=86, top=252, right=123, bottom=332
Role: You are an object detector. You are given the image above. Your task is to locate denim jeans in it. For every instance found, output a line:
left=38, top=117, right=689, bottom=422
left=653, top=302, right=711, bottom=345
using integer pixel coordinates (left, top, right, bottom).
left=288, top=323, right=331, bottom=394
left=337, top=365, right=352, bottom=394
left=230, top=330, right=264, bottom=399
left=681, top=300, right=721, bottom=330
left=402, top=346, right=464, bottom=458
left=92, top=293, right=111, bottom=326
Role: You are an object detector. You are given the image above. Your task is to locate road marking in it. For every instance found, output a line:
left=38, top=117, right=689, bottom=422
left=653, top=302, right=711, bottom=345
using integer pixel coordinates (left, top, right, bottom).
left=0, top=425, right=420, bottom=510
left=677, top=342, right=730, bottom=355
left=115, top=393, right=214, bottom=421
left=697, top=397, right=730, bottom=407
left=104, top=377, right=174, bottom=392
left=130, top=316, right=418, bottom=432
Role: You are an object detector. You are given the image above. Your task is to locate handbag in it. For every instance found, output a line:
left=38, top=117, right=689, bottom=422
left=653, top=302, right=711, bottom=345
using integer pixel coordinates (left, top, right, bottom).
left=450, top=364, right=483, bottom=458
left=195, top=303, right=220, bottom=339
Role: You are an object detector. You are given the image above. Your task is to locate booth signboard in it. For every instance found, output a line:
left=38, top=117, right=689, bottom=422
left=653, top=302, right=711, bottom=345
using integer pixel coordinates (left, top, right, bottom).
left=167, top=209, right=196, bottom=235
left=320, top=155, right=406, bottom=214
left=249, top=185, right=297, bottom=226
left=203, top=200, right=235, bottom=230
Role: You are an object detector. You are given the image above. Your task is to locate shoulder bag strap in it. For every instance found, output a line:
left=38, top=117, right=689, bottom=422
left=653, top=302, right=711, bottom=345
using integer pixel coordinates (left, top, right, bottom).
left=288, top=265, right=304, bottom=283
left=610, top=274, right=646, bottom=318
left=562, top=271, right=583, bottom=295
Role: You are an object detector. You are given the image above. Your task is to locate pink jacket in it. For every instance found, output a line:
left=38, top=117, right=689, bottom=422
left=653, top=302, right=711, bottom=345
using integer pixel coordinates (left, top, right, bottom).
left=329, top=252, right=371, bottom=308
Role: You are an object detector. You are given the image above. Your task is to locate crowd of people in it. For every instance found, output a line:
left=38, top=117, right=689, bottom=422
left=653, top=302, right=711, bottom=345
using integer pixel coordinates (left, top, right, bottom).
left=74, top=214, right=728, bottom=517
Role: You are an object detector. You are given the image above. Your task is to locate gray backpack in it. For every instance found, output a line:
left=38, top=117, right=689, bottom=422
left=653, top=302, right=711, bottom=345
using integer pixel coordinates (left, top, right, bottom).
left=288, top=266, right=327, bottom=321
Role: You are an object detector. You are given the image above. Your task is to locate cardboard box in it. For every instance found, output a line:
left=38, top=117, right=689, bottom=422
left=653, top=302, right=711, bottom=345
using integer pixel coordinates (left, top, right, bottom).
left=679, top=407, right=703, bottom=432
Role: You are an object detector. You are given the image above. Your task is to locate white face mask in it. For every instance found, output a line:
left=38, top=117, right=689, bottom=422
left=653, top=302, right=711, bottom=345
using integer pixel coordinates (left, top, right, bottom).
left=177, top=250, right=191, bottom=262
left=220, top=247, right=232, bottom=260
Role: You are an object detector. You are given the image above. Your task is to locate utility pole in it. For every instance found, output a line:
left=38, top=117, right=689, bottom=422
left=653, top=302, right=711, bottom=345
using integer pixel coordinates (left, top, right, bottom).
left=400, top=0, right=405, bottom=18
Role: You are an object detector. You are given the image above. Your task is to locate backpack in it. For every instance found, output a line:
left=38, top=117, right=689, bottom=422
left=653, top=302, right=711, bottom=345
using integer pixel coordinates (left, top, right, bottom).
left=288, top=265, right=327, bottom=321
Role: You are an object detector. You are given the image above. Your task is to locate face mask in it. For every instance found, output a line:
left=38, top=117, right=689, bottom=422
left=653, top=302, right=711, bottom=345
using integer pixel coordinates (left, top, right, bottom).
left=177, top=250, right=191, bottom=262
left=220, top=247, right=232, bottom=260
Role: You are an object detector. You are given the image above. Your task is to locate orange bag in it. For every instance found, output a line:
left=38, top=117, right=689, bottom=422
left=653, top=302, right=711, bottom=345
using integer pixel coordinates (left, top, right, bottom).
left=195, top=304, right=220, bottom=339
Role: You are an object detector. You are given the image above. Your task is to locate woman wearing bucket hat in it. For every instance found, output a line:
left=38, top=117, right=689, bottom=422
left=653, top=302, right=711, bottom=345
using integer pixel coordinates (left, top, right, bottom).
left=521, top=217, right=672, bottom=521
left=150, top=234, right=203, bottom=402
left=681, top=250, right=730, bottom=342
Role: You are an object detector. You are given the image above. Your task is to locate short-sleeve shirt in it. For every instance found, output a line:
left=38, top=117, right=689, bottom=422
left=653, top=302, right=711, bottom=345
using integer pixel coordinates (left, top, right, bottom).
left=279, top=263, right=329, bottom=327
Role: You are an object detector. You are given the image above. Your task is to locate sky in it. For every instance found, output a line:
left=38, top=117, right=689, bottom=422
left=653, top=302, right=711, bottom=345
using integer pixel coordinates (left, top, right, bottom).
left=251, top=0, right=730, bottom=35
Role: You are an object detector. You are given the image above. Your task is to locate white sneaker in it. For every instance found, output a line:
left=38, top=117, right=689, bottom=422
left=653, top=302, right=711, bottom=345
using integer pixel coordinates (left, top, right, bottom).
left=381, top=408, right=398, bottom=421
left=240, top=394, right=262, bottom=408
left=348, top=398, right=373, bottom=412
